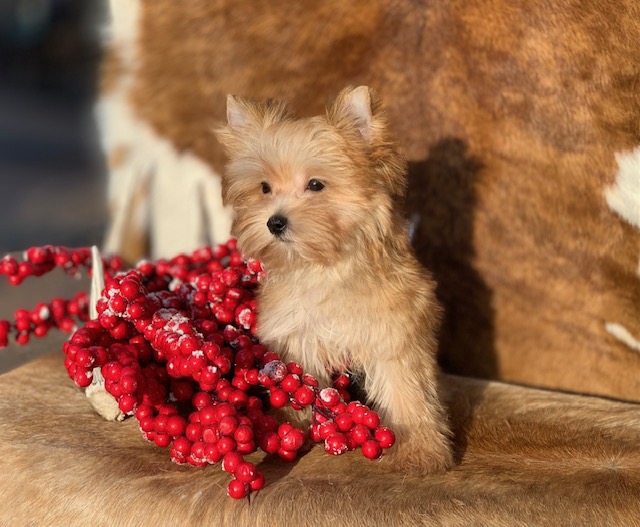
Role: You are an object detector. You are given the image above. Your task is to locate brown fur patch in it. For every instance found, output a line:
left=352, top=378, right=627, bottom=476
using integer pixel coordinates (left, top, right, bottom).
left=99, top=44, right=124, bottom=95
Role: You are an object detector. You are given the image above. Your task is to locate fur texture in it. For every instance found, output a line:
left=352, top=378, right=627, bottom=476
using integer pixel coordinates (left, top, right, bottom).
left=216, top=86, right=452, bottom=473
left=2, top=353, right=640, bottom=525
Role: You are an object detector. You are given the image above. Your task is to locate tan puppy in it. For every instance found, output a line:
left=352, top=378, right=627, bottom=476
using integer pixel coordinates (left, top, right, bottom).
left=216, top=86, right=453, bottom=473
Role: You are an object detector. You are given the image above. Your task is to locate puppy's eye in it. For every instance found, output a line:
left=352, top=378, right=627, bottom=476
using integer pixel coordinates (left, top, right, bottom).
left=261, top=182, right=271, bottom=194
left=307, top=179, right=325, bottom=192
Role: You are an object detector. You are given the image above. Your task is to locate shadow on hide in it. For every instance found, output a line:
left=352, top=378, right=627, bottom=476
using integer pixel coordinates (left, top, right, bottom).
left=406, top=138, right=495, bottom=463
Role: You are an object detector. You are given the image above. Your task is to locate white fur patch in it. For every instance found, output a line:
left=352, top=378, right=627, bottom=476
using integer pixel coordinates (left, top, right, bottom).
left=605, top=148, right=640, bottom=230
left=106, top=0, right=142, bottom=68
left=98, top=0, right=233, bottom=258
left=605, top=323, right=640, bottom=353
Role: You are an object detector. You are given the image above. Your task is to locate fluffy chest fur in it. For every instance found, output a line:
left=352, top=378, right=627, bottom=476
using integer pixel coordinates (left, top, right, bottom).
left=255, top=258, right=431, bottom=383
left=256, top=268, right=359, bottom=379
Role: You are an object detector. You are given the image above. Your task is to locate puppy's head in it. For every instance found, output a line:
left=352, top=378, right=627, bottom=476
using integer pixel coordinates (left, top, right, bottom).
left=215, top=86, right=407, bottom=270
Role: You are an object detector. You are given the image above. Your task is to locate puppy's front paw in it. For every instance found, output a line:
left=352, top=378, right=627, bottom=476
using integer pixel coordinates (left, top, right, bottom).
left=381, top=433, right=454, bottom=475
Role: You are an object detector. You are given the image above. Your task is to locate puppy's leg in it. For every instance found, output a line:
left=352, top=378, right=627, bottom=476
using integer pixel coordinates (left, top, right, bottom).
left=362, top=348, right=453, bottom=474
left=263, top=339, right=333, bottom=431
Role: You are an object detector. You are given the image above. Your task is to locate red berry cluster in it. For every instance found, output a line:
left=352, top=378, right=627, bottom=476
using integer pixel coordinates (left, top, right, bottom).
left=260, top=361, right=395, bottom=460
left=0, top=247, right=125, bottom=347
left=6, top=240, right=395, bottom=501
left=0, top=246, right=124, bottom=285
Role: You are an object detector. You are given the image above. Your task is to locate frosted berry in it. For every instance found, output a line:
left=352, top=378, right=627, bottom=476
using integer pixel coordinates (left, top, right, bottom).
left=324, top=433, right=349, bottom=456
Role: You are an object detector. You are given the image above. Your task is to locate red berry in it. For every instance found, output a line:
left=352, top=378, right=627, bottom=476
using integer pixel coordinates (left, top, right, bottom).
left=73, top=369, right=93, bottom=388
left=222, top=451, right=244, bottom=473
left=221, top=269, right=240, bottom=287
left=192, top=391, right=212, bottom=409
left=333, top=373, right=350, bottom=390
left=374, top=427, right=396, bottom=449
left=138, top=415, right=155, bottom=433
left=237, top=440, right=256, bottom=455
left=204, top=443, right=223, bottom=463
left=281, top=374, right=301, bottom=393
left=109, top=294, right=127, bottom=314
left=118, top=394, right=137, bottom=414
left=309, top=424, right=322, bottom=442
left=234, top=425, right=254, bottom=444
left=277, top=448, right=297, bottom=462
left=269, top=389, right=289, bottom=409
left=215, top=403, right=236, bottom=422
left=119, top=279, right=141, bottom=300
left=259, top=431, right=280, bottom=454
left=1, top=256, right=18, bottom=275
left=75, top=349, right=95, bottom=368
left=202, top=426, right=219, bottom=443
left=318, top=421, right=338, bottom=440
left=335, top=412, right=354, bottom=432
left=280, top=428, right=305, bottom=451
left=190, top=441, right=206, bottom=461
left=119, top=374, right=138, bottom=395
left=229, top=389, right=249, bottom=408
left=349, top=424, right=371, bottom=446
left=166, top=415, right=187, bottom=437
left=219, top=415, right=238, bottom=436
left=171, top=437, right=193, bottom=458
left=235, top=461, right=257, bottom=483
left=249, top=473, right=265, bottom=491
left=287, top=362, right=303, bottom=376
left=361, top=439, right=383, bottom=460
left=324, top=433, right=349, bottom=456
left=293, top=385, right=315, bottom=406
left=154, top=415, right=169, bottom=433
left=199, top=405, right=217, bottom=426
left=126, top=302, right=147, bottom=320
left=217, top=436, right=236, bottom=455
left=227, top=479, right=247, bottom=500
left=186, top=422, right=203, bottom=442
left=154, top=432, right=171, bottom=448
left=350, top=405, right=367, bottom=424
left=362, top=411, right=380, bottom=430
left=278, top=423, right=294, bottom=439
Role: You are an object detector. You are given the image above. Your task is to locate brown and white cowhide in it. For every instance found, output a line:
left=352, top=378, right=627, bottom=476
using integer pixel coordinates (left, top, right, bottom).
left=2, top=351, right=640, bottom=525
left=97, top=0, right=640, bottom=401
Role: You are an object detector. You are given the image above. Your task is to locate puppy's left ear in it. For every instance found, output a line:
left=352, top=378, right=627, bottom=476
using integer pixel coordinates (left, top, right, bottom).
left=327, top=85, right=380, bottom=143
left=216, top=94, right=291, bottom=152
left=226, top=94, right=253, bottom=129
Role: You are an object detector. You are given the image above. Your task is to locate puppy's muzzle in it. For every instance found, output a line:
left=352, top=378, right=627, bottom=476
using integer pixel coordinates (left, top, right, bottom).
left=267, top=214, right=288, bottom=237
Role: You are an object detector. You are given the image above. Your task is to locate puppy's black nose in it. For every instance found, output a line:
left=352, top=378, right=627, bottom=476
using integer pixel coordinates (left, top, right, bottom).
left=267, top=215, right=288, bottom=236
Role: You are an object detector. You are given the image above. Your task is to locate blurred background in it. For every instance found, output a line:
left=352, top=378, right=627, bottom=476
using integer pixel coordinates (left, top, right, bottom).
left=0, top=0, right=108, bottom=253
left=1, top=0, right=108, bottom=372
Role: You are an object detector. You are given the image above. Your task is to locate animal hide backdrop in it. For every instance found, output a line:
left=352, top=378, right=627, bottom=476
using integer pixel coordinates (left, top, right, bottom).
left=101, top=0, right=640, bottom=401
left=1, top=0, right=639, bottom=525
